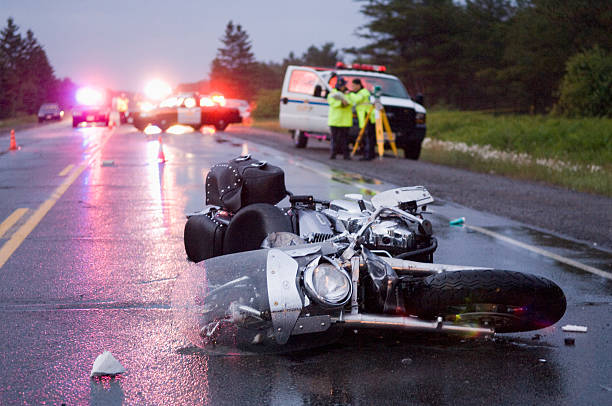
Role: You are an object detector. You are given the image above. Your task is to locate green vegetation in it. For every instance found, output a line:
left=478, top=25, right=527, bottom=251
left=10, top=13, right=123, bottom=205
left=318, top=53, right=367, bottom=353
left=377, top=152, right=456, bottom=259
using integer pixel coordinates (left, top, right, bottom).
left=428, top=111, right=611, bottom=166
left=0, top=18, right=77, bottom=119
left=425, top=110, right=612, bottom=195
left=252, top=89, right=280, bottom=119
left=251, top=118, right=283, bottom=133
left=554, top=47, right=612, bottom=117
left=351, top=0, right=611, bottom=114
left=0, top=114, right=37, bottom=131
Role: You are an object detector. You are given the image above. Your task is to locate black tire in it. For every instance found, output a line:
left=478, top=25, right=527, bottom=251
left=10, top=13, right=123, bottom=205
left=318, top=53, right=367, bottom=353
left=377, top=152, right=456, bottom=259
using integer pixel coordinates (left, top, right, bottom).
left=223, top=203, right=293, bottom=255
left=402, top=140, right=422, bottom=160
left=72, top=119, right=79, bottom=128
left=405, top=269, right=566, bottom=333
left=215, top=120, right=228, bottom=131
left=158, top=120, right=170, bottom=131
left=293, top=130, right=307, bottom=148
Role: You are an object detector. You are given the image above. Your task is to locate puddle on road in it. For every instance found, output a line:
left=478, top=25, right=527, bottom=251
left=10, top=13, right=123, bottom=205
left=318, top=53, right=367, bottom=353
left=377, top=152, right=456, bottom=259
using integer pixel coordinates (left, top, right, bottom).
left=214, top=136, right=243, bottom=148
left=330, top=168, right=383, bottom=186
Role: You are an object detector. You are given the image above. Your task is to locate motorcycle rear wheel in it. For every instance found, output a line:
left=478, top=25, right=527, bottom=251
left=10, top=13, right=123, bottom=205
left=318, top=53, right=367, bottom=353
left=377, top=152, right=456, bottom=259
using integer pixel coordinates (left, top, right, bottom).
left=406, top=269, right=566, bottom=333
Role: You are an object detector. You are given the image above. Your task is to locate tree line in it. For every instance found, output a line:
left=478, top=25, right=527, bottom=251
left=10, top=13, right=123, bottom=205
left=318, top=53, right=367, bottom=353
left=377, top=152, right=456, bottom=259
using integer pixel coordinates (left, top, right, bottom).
left=211, top=1, right=611, bottom=117
left=0, top=18, right=76, bottom=119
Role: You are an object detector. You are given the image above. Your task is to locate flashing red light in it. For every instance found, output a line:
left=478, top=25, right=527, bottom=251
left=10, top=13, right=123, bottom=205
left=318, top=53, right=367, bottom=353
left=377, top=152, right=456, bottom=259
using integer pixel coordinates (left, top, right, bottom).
left=76, top=87, right=104, bottom=106
left=339, top=63, right=388, bottom=73
left=211, top=93, right=226, bottom=106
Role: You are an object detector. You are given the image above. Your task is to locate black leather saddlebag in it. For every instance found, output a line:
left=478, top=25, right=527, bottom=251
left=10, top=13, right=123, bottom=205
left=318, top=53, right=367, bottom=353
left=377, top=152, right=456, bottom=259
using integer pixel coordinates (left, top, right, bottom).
left=205, top=155, right=287, bottom=212
left=184, top=213, right=226, bottom=263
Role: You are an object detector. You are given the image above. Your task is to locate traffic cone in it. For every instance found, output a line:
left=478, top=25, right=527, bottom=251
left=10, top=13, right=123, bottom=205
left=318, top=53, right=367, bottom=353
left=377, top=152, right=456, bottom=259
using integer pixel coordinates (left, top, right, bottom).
left=157, top=135, right=166, bottom=163
left=9, top=129, right=19, bottom=151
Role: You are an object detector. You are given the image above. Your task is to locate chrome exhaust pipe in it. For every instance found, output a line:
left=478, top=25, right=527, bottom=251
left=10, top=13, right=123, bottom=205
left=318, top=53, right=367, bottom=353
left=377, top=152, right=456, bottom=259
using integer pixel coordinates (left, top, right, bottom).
left=336, top=313, right=494, bottom=336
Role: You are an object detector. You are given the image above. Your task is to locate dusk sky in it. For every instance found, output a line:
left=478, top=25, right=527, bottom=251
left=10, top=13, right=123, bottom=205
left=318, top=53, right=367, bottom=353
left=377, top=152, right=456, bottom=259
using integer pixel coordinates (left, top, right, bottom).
left=1, top=0, right=369, bottom=92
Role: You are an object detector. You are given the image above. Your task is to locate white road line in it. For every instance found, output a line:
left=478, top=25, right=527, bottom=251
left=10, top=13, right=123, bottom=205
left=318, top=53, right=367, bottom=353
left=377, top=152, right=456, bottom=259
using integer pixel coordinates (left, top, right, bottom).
left=467, top=224, right=611, bottom=280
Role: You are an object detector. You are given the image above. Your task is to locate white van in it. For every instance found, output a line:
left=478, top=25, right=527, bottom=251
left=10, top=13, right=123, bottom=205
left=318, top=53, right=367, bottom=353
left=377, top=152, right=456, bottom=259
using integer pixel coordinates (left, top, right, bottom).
left=279, top=64, right=427, bottom=159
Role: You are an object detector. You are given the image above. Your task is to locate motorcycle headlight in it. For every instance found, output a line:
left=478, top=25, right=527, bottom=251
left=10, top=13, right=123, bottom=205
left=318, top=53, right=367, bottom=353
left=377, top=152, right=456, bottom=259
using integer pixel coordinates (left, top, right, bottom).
left=304, top=259, right=351, bottom=307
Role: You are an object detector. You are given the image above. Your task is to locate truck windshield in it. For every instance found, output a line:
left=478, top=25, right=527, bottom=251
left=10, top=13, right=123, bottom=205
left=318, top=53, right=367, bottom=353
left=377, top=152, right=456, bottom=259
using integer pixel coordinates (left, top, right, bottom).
left=330, top=75, right=410, bottom=99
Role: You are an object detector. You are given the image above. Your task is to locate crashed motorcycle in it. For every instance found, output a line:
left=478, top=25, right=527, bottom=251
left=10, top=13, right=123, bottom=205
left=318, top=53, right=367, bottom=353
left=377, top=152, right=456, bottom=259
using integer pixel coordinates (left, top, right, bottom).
left=173, top=205, right=567, bottom=353
left=184, top=155, right=437, bottom=263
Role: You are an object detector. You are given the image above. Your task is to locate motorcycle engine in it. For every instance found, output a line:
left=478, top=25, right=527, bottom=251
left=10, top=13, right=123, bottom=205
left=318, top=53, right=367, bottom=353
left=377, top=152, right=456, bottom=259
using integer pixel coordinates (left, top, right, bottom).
left=298, top=209, right=336, bottom=243
left=364, top=220, right=416, bottom=254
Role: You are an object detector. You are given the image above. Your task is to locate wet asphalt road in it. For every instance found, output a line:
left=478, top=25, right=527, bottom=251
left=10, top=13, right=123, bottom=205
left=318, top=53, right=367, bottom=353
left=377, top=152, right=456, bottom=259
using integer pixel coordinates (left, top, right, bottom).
left=0, top=121, right=610, bottom=405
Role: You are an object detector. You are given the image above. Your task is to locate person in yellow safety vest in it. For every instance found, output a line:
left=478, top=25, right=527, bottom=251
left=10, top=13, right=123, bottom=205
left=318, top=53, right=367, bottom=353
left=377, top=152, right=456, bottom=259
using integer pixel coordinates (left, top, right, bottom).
left=349, top=78, right=376, bottom=160
left=117, top=94, right=129, bottom=124
left=327, top=77, right=353, bottom=160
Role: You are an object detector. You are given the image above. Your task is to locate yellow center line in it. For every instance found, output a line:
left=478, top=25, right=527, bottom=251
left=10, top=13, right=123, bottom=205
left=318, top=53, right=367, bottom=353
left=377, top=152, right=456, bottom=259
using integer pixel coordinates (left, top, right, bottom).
left=0, top=208, right=29, bottom=238
left=58, top=164, right=74, bottom=177
left=0, top=163, right=88, bottom=269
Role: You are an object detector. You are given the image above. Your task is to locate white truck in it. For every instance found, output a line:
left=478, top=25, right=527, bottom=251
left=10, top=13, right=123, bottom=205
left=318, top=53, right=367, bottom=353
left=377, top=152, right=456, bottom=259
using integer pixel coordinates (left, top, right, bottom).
left=279, top=63, right=427, bottom=159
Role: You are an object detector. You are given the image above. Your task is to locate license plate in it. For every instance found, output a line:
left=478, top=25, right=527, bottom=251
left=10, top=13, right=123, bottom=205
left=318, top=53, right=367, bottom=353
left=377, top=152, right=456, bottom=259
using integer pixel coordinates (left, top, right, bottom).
left=46, top=115, right=52, bottom=119
left=86, top=115, right=94, bottom=121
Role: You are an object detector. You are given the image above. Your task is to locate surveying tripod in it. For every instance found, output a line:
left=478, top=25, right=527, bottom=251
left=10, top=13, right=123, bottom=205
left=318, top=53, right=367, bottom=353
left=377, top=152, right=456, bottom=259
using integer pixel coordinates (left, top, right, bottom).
left=351, top=86, right=398, bottom=159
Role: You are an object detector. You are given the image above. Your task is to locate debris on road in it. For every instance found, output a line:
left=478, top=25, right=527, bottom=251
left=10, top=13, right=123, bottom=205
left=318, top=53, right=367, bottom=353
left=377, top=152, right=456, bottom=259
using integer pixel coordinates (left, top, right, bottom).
left=562, top=325, right=588, bottom=333
left=538, top=358, right=547, bottom=363
left=449, top=217, right=465, bottom=226
left=90, top=351, right=126, bottom=377
left=101, top=160, right=115, bottom=167
left=401, top=358, right=413, bottom=365
left=564, top=337, right=575, bottom=346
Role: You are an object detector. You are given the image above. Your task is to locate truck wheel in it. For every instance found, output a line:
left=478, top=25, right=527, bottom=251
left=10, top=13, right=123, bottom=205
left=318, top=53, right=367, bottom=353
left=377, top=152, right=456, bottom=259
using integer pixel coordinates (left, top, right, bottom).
left=402, top=140, right=422, bottom=160
left=215, top=120, right=228, bottom=131
left=293, top=130, right=307, bottom=148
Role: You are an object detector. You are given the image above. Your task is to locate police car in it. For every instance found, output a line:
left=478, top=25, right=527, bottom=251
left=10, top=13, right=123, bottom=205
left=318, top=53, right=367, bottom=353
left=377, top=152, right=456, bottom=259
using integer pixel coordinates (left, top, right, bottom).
left=132, top=92, right=242, bottom=132
left=279, top=63, right=426, bottom=159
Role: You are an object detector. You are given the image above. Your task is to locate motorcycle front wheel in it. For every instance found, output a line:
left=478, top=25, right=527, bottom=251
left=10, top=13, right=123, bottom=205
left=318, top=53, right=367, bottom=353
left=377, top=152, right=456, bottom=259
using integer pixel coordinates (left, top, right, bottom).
left=405, top=269, right=566, bottom=333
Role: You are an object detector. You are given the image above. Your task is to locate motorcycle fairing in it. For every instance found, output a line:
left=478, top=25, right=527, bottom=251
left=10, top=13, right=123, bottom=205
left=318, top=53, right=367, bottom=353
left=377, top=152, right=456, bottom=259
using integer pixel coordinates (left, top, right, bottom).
left=266, top=249, right=303, bottom=344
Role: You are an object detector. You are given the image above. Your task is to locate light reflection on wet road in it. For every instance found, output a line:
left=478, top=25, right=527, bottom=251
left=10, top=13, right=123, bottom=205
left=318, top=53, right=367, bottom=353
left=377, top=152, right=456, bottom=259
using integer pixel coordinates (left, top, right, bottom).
left=0, top=122, right=610, bottom=405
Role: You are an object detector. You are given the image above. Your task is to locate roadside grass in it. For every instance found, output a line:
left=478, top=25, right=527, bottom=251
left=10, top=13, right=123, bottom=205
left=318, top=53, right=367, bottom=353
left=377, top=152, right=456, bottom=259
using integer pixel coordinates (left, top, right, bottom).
left=252, top=114, right=612, bottom=196
left=251, top=118, right=284, bottom=133
left=427, top=110, right=611, bottom=196
left=0, top=114, right=37, bottom=133
left=428, top=110, right=611, bottom=167
left=420, top=146, right=611, bottom=196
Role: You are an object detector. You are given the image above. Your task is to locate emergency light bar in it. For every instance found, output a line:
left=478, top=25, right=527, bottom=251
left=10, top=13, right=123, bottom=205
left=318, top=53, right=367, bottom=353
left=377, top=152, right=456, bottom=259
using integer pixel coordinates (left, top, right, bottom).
left=336, top=61, right=387, bottom=72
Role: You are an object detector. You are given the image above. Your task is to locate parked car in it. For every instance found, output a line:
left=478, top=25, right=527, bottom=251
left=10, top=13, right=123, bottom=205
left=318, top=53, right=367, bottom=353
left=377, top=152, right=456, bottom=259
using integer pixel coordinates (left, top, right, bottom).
left=38, top=103, right=63, bottom=122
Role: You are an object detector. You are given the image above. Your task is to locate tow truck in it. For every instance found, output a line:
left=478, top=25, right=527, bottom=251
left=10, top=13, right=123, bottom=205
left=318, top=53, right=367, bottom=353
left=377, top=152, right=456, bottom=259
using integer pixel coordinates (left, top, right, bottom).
left=279, top=62, right=426, bottom=159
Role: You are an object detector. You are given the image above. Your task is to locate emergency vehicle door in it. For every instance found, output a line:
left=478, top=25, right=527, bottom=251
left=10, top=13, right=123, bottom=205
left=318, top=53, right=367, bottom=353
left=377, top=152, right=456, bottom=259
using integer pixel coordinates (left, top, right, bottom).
left=178, top=107, right=201, bottom=125
left=280, top=66, right=330, bottom=134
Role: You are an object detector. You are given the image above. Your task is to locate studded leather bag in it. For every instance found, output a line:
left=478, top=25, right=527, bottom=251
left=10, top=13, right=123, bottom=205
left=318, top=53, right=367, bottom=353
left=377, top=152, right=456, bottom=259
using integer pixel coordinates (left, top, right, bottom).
left=205, top=155, right=287, bottom=212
